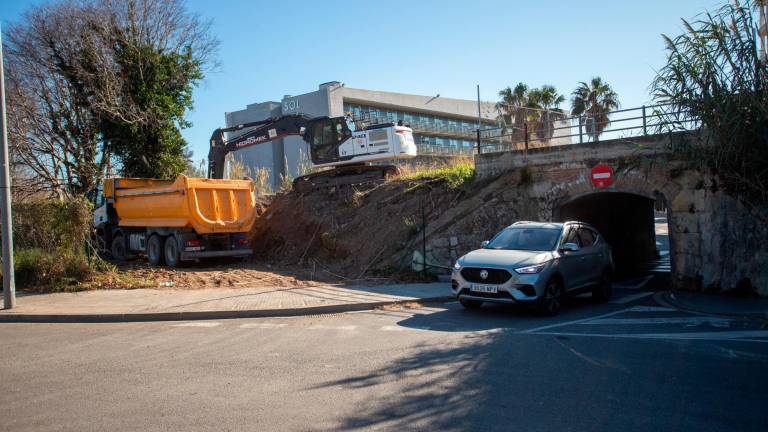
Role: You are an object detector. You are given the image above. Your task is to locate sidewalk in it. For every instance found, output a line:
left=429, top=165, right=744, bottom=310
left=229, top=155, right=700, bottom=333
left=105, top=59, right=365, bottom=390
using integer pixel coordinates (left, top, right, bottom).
left=0, top=282, right=453, bottom=323
left=663, top=290, right=768, bottom=320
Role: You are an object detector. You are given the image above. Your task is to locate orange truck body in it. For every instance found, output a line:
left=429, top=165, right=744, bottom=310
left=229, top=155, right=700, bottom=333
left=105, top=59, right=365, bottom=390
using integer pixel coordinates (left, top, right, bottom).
left=104, top=176, right=257, bottom=234
left=97, top=176, right=257, bottom=265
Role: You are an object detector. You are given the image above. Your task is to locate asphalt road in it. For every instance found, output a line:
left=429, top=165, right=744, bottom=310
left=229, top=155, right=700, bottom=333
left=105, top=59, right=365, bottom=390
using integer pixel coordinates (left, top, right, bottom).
left=1, top=288, right=767, bottom=432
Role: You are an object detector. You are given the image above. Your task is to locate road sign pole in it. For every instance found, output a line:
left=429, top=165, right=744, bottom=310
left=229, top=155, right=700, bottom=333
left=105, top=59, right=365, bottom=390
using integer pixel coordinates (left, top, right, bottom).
left=0, top=26, right=16, bottom=309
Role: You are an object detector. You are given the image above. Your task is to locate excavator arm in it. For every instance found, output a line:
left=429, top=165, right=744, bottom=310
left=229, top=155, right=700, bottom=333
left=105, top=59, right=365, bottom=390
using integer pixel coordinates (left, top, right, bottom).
left=207, top=114, right=312, bottom=179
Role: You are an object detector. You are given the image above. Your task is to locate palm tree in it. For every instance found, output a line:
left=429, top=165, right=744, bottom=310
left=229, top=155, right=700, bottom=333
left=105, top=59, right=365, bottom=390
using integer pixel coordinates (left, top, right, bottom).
left=496, top=83, right=532, bottom=143
left=528, top=85, right=565, bottom=142
left=571, top=77, right=620, bottom=141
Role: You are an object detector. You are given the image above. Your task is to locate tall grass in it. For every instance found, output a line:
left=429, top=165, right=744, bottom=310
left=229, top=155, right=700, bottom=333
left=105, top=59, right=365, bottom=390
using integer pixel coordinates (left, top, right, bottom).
left=652, top=0, right=768, bottom=205
left=397, top=157, right=476, bottom=189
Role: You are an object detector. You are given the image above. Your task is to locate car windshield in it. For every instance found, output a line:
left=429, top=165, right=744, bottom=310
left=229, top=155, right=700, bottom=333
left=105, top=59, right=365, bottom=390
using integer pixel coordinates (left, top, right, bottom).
left=486, top=227, right=561, bottom=251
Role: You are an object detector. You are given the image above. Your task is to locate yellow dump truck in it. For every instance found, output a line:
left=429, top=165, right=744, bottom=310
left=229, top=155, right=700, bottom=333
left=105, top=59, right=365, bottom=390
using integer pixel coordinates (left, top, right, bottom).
left=93, top=176, right=257, bottom=266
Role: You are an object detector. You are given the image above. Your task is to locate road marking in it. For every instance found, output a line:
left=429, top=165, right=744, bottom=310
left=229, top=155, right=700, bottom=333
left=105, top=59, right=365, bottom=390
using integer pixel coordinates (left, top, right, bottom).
left=613, top=275, right=655, bottom=290
left=610, top=292, right=653, bottom=304
left=579, top=316, right=734, bottom=326
left=535, top=330, right=768, bottom=342
left=308, top=324, right=357, bottom=331
left=380, top=325, right=406, bottom=331
left=629, top=306, right=675, bottom=312
left=170, top=322, right=222, bottom=328
left=239, top=323, right=288, bottom=329
left=554, top=338, right=612, bottom=368
left=520, top=307, right=636, bottom=334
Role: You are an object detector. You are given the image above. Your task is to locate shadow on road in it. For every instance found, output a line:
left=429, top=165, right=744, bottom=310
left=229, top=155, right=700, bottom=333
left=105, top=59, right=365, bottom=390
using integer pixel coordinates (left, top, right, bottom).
left=312, top=301, right=766, bottom=432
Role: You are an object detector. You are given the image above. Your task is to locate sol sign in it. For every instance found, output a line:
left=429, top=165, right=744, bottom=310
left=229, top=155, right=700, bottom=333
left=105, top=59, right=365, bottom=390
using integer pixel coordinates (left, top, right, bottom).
left=591, top=163, right=614, bottom=188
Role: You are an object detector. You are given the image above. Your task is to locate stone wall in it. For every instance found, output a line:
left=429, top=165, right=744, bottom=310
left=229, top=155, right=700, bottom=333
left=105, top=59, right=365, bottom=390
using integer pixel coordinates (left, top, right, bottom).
left=421, top=133, right=767, bottom=296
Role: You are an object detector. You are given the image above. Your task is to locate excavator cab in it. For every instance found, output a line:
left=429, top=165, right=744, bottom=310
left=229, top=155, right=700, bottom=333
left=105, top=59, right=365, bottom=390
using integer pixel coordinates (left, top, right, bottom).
left=305, top=117, right=353, bottom=164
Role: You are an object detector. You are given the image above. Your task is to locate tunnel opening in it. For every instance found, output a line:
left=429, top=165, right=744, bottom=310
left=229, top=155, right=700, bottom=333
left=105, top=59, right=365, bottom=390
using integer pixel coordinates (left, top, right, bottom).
left=554, top=192, right=670, bottom=279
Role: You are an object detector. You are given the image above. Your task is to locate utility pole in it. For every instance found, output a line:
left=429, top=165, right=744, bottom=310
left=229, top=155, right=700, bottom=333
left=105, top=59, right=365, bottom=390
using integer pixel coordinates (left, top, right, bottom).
left=0, top=26, right=15, bottom=309
left=475, top=85, right=481, bottom=154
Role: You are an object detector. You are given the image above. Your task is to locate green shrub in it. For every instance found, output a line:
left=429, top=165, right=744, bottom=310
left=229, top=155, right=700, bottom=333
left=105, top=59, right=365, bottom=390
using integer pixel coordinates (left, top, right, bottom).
left=13, top=197, right=92, bottom=254
left=11, top=198, right=111, bottom=290
left=400, top=161, right=476, bottom=189
left=13, top=249, right=92, bottom=291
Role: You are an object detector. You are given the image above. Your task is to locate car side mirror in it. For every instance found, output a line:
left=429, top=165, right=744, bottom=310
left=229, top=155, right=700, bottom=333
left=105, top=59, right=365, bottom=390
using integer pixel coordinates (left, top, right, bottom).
left=480, top=240, right=490, bottom=249
left=559, top=242, right=580, bottom=253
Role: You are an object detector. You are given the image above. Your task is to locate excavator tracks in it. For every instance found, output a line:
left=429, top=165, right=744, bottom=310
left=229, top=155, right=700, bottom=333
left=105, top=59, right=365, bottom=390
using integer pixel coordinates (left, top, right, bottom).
left=293, top=164, right=399, bottom=193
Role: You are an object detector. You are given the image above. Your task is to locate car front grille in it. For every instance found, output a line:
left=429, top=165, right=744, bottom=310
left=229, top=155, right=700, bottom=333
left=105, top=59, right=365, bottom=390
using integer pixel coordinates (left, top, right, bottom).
left=460, top=267, right=512, bottom=284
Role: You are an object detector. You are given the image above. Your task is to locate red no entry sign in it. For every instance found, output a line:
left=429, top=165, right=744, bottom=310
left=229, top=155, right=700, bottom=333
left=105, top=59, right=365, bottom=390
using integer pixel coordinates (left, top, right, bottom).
left=591, top=164, right=614, bottom=188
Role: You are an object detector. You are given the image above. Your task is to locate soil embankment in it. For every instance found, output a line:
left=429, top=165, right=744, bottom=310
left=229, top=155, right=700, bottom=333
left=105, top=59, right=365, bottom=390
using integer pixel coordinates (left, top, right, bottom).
left=249, top=179, right=468, bottom=280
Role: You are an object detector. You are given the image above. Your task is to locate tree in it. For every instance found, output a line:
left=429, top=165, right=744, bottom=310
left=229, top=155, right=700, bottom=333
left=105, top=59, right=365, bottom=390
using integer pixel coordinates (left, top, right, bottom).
left=528, top=85, right=565, bottom=142
left=652, top=0, right=768, bottom=205
left=4, top=3, right=105, bottom=198
left=4, top=0, right=217, bottom=197
left=570, top=77, right=620, bottom=141
left=496, top=83, right=534, bottom=145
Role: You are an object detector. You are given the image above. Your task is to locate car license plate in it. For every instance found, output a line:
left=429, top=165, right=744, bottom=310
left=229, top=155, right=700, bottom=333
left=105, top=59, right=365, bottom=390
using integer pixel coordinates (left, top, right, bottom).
left=471, top=284, right=498, bottom=294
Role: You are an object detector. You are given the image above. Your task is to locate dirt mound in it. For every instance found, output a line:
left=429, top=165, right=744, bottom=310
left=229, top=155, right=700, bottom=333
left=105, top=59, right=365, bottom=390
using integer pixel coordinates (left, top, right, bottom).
left=249, top=179, right=466, bottom=280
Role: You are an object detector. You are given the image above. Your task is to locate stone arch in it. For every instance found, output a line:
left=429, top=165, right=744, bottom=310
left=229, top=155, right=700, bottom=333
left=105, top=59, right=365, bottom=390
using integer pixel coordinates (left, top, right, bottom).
left=547, top=167, right=678, bottom=277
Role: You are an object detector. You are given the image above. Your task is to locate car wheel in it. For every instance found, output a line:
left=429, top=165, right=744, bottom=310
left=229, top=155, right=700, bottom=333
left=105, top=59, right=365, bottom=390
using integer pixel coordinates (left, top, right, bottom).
left=592, top=270, right=613, bottom=302
left=147, top=235, right=165, bottom=266
left=111, top=235, right=127, bottom=262
left=164, top=236, right=182, bottom=268
left=459, top=298, right=483, bottom=309
left=538, top=277, right=563, bottom=316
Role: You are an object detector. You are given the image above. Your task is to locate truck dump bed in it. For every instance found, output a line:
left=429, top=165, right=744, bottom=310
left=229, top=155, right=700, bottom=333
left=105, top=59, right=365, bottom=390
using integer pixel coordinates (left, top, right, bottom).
left=104, top=176, right=257, bottom=234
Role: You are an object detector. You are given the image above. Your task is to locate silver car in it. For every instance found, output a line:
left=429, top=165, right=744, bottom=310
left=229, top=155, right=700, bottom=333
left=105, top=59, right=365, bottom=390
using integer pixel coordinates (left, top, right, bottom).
left=451, top=221, right=614, bottom=315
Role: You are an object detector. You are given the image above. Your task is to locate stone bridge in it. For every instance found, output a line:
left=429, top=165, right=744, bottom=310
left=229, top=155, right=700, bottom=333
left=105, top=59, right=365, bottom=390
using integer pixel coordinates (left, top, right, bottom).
left=423, top=132, right=767, bottom=295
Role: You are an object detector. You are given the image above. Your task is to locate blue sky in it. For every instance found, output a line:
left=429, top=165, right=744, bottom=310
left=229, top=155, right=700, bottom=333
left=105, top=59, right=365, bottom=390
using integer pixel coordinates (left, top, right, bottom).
left=2, top=0, right=723, bottom=161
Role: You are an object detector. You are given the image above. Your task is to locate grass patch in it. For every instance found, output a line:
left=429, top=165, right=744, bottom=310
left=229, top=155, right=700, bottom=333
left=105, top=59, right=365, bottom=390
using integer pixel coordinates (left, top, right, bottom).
left=398, top=160, right=475, bottom=189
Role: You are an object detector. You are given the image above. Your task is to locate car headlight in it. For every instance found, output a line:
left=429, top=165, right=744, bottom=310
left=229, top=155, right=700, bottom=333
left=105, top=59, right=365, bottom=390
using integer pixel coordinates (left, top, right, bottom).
left=514, top=263, right=546, bottom=274
left=453, top=261, right=462, bottom=270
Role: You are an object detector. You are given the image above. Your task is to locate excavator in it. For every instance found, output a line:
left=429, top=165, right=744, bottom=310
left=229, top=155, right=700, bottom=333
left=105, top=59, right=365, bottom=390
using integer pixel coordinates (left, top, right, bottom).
left=207, top=113, right=417, bottom=191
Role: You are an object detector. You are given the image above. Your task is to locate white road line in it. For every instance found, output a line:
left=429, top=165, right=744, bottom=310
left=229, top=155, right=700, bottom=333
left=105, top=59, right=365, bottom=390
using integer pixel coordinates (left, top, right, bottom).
left=520, top=308, right=636, bottom=334
left=629, top=306, right=676, bottom=312
left=610, top=292, right=653, bottom=304
left=613, top=275, right=655, bottom=290
left=380, top=325, right=406, bottom=331
left=239, top=323, right=288, bottom=329
left=534, top=330, right=768, bottom=342
left=308, top=324, right=357, bottom=331
left=579, top=316, right=734, bottom=325
left=169, top=322, right=222, bottom=328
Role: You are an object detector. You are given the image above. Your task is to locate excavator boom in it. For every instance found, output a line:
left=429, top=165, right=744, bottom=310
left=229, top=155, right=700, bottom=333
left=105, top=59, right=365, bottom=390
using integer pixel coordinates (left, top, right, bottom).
left=208, top=114, right=311, bottom=179
left=206, top=113, right=417, bottom=190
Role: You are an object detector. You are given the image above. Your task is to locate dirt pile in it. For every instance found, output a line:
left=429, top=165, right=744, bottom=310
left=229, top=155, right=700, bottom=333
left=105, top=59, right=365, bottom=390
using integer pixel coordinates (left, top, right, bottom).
left=114, top=261, right=336, bottom=289
left=249, top=179, right=468, bottom=280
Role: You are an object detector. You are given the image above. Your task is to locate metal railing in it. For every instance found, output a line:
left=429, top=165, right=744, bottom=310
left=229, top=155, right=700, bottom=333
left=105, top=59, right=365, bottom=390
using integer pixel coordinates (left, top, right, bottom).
left=415, top=144, right=475, bottom=157
left=476, top=103, right=699, bottom=154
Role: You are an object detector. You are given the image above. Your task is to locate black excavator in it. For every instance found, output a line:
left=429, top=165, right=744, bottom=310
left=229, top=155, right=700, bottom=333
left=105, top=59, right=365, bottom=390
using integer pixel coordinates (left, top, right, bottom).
left=207, top=113, right=417, bottom=191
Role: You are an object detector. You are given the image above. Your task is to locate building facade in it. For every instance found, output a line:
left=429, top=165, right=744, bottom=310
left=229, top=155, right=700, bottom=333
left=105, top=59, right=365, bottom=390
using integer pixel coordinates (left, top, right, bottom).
left=224, top=81, right=569, bottom=189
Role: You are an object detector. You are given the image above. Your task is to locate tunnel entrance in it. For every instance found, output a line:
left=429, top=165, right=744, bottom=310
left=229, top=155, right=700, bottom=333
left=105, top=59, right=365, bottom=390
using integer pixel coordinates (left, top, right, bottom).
left=554, top=192, right=667, bottom=278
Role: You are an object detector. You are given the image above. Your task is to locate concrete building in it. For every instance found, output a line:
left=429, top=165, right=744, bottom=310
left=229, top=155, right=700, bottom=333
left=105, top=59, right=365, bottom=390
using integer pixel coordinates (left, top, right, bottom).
left=224, top=81, right=569, bottom=189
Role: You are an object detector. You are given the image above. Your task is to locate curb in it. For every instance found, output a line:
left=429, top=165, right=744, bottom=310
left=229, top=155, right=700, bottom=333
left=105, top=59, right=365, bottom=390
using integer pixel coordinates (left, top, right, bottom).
left=655, top=291, right=768, bottom=322
left=0, top=295, right=454, bottom=324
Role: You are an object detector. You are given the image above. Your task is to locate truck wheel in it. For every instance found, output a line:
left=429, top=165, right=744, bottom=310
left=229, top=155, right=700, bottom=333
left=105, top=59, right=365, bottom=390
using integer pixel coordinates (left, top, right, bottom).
left=147, top=235, right=165, bottom=266
left=111, top=235, right=127, bottom=262
left=164, top=236, right=182, bottom=267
